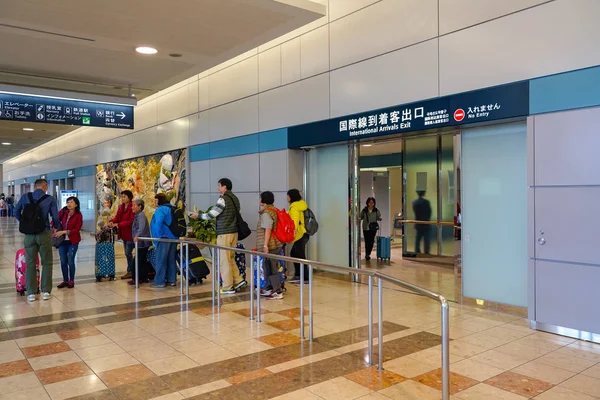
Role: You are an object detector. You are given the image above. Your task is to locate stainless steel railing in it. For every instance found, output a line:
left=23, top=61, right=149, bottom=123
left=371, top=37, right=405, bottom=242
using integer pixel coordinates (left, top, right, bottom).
left=136, top=237, right=450, bottom=400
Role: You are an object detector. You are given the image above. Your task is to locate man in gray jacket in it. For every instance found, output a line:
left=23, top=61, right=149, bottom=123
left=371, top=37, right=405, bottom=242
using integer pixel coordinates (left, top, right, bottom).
left=130, top=199, right=152, bottom=285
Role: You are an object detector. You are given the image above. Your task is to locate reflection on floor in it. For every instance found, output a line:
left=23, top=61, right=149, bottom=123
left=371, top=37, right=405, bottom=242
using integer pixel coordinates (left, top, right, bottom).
left=1, top=217, right=600, bottom=399
left=361, top=240, right=456, bottom=301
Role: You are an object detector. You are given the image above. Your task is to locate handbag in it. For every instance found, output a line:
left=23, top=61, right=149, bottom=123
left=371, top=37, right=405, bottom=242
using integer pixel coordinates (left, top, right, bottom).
left=52, top=222, right=65, bottom=248
left=369, top=222, right=379, bottom=232
left=225, top=193, right=251, bottom=241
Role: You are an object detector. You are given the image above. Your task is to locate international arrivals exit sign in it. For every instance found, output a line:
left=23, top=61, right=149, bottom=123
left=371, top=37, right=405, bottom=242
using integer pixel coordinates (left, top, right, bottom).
left=0, top=92, right=134, bottom=129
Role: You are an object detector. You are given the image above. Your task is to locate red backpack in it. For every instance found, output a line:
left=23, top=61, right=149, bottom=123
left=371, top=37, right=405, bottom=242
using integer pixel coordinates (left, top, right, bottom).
left=269, top=208, right=296, bottom=243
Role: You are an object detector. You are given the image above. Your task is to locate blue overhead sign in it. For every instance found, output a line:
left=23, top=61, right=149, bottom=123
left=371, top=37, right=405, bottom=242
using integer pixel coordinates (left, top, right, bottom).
left=0, top=92, right=134, bottom=129
left=288, top=82, right=529, bottom=148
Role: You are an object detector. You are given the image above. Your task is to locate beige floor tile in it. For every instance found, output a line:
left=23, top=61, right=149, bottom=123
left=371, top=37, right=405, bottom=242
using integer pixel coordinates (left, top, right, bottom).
left=451, top=359, right=505, bottom=382
left=514, top=336, right=566, bottom=352
left=44, top=374, right=107, bottom=400
left=144, top=355, right=198, bottom=375
left=484, top=326, right=533, bottom=341
left=179, top=379, right=231, bottom=397
left=454, top=383, right=527, bottom=399
left=85, top=352, right=139, bottom=374
left=156, top=329, right=200, bottom=343
left=204, top=329, right=252, bottom=345
left=185, top=346, right=238, bottom=365
left=74, top=343, right=126, bottom=362
left=65, top=334, right=113, bottom=350
left=15, top=333, right=62, bottom=349
left=555, top=346, right=600, bottom=363
left=0, top=372, right=42, bottom=396
left=356, top=393, right=392, bottom=400
left=457, top=333, right=513, bottom=350
left=449, top=341, right=488, bottom=358
left=27, top=351, right=80, bottom=371
left=149, top=393, right=184, bottom=400
left=379, top=380, right=444, bottom=400
left=267, top=358, right=309, bottom=374
left=307, top=377, right=372, bottom=399
left=0, top=386, right=49, bottom=400
left=559, top=374, right=600, bottom=398
left=129, top=344, right=182, bottom=363
left=170, top=337, right=218, bottom=353
left=225, top=339, right=273, bottom=356
left=270, top=389, right=325, bottom=400
left=495, top=341, right=553, bottom=361
left=470, top=350, right=529, bottom=370
left=384, top=356, right=438, bottom=378
left=0, top=349, right=24, bottom=364
left=0, top=340, right=19, bottom=353
left=537, top=352, right=597, bottom=373
left=581, top=364, right=600, bottom=380
left=408, top=346, right=464, bottom=366
left=534, top=386, right=599, bottom=400
left=114, top=335, right=165, bottom=352
left=512, top=360, right=576, bottom=385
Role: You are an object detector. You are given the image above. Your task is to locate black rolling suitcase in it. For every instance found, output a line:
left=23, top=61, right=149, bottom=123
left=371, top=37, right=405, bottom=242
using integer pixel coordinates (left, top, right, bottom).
left=176, top=244, right=210, bottom=284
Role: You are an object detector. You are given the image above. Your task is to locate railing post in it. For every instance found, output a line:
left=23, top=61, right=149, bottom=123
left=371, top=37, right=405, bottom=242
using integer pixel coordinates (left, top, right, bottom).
left=300, top=263, right=305, bottom=340
left=368, top=275, right=373, bottom=366
left=256, top=256, right=261, bottom=322
left=309, top=264, right=313, bottom=342
left=441, top=298, right=450, bottom=400
left=378, top=277, right=383, bottom=371
left=216, top=249, right=221, bottom=309
left=249, top=254, right=254, bottom=320
left=179, top=243, right=184, bottom=295
left=185, top=243, right=189, bottom=299
left=134, top=241, right=139, bottom=289
left=211, top=248, right=215, bottom=309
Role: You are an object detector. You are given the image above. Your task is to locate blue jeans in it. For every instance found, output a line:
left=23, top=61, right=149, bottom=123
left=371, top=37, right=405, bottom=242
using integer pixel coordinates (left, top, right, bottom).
left=123, top=241, right=134, bottom=274
left=58, top=241, right=79, bottom=282
left=7, top=204, right=14, bottom=217
left=154, top=242, right=177, bottom=285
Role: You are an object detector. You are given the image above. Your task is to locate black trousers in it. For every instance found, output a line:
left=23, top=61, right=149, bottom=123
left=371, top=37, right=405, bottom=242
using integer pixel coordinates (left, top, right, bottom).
left=264, top=247, right=283, bottom=292
left=415, top=225, right=431, bottom=254
left=134, top=246, right=151, bottom=282
left=363, top=230, right=377, bottom=257
left=291, top=234, right=309, bottom=279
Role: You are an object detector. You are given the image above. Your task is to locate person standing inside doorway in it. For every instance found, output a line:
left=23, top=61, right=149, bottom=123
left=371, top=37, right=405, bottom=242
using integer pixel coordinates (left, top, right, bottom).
left=360, top=197, right=382, bottom=260
left=7, top=194, right=15, bottom=217
left=15, top=179, right=60, bottom=302
left=108, top=190, right=135, bottom=280
left=287, top=189, right=309, bottom=283
left=413, top=190, right=432, bottom=254
left=190, top=178, right=247, bottom=294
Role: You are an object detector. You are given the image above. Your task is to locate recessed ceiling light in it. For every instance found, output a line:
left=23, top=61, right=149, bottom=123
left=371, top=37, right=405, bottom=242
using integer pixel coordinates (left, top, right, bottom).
left=362, top=144, right=372, bottom=147
left=136, top=46, right=158, bottom=55
left=2, top=142, right=11, bottom=145
left=23, top=128, right=34, bottom=131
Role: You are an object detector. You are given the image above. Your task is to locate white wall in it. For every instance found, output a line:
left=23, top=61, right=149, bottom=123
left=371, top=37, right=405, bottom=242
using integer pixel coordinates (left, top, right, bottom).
left=5, top=0, right=600, bottom=184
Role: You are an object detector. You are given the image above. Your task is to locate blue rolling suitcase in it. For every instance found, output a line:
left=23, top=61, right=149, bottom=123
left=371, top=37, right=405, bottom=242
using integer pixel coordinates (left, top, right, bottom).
left=95, top=242, right=116, bottom=281
left=253, top=247, right=286, bottom=291
left=376, top=236, right=392, bottom=261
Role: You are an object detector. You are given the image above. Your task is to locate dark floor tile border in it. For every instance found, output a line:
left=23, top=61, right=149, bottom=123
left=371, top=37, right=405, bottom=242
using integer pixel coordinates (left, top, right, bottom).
left=191, top=331, right=442, bottom=400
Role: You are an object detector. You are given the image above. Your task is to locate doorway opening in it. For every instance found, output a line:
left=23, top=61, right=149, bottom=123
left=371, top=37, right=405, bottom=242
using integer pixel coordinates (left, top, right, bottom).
left=357, top=132, right=460, bottom=301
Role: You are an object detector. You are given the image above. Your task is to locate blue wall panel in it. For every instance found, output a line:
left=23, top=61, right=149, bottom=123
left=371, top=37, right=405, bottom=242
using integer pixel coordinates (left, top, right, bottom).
left=530, top=66, right=600, bottom=115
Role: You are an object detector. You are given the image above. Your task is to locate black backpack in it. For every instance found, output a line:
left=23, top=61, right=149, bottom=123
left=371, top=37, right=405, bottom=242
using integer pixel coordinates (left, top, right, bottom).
left=303, top=208, right=319, bottom=236
left=165, top=205, right=187, bottom=238
left=19, top=193, right=50, bottom=234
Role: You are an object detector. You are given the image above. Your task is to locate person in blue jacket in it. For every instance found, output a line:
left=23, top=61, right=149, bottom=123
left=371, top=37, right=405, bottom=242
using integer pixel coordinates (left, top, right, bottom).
left=150, top=193, right=178, bottom=288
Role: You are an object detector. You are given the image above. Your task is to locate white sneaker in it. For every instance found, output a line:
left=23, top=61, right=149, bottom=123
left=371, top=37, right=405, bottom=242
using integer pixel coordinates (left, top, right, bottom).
left=27, top=294, right=36, bottom=302
left=42, top=292, right=51, bottom=301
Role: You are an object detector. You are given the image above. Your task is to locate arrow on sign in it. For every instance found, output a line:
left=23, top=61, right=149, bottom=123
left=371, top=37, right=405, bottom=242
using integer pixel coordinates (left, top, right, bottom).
left=117, top=112, right=126, bottom=120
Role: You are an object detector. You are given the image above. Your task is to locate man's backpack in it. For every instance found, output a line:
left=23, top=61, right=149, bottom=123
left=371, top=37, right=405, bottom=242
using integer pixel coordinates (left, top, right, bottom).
left=165, top=205, right=187, bottom=238
left=303, top=208, right=319, bottom=236
left=19, top=193, right=50, bottom=235
left=268, top=208, right=296, bottom=243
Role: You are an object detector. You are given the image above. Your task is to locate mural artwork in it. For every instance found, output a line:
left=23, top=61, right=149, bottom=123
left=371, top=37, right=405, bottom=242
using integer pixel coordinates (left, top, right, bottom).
left=95, top=149, right=187, bottom=231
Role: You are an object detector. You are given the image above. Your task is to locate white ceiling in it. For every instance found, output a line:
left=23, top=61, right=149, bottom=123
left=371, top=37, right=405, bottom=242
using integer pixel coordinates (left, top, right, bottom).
left=0, top=0, right=325, bottom=162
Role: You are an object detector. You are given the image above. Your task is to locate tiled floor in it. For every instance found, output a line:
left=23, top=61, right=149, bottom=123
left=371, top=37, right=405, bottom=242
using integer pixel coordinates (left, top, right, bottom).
left=1, top=218, right=600, bottom=399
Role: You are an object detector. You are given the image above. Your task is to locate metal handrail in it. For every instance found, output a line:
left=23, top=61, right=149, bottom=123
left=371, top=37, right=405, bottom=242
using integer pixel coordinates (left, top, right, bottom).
left=136, top=237, right=450, bottom=400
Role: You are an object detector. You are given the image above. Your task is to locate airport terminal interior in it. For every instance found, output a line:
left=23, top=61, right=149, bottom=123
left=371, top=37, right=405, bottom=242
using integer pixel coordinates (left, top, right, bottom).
left=1, top=1, right=600, bottom=399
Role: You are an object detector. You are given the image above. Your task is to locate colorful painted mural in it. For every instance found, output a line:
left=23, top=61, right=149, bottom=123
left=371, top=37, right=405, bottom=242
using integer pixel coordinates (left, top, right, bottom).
left=95, top=149, right=187, bottom=230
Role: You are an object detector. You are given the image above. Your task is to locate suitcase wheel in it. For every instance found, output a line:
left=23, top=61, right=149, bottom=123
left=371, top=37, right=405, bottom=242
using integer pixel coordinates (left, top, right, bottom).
left=109, top=276, right=115, bottom=281
left=96, top=276, right=102, bottom=282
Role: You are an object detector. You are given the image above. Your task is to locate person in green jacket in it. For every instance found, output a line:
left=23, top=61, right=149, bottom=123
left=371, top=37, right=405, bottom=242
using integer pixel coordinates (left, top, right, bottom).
left=287, top=189, right=309, bottom=283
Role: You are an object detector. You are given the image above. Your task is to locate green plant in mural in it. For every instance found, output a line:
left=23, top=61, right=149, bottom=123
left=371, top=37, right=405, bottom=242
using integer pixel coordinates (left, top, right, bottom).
left=188, top=206, right=217, bottom=244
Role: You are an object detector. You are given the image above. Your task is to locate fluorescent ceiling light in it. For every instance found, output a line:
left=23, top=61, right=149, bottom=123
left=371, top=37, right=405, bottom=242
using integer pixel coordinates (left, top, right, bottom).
left=22, top=128, right=34, bottom=131
left=362, top=144, right=372, bottom=147
left=136, top=46, right=158, bottom=55
left=2, top=142, right=11, bottom=145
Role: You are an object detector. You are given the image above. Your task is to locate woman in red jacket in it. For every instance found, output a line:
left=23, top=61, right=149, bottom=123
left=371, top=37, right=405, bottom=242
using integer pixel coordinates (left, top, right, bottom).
left=54, top=196, right=83, bottom=289
left=108, top=190, right=135, bottom=280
